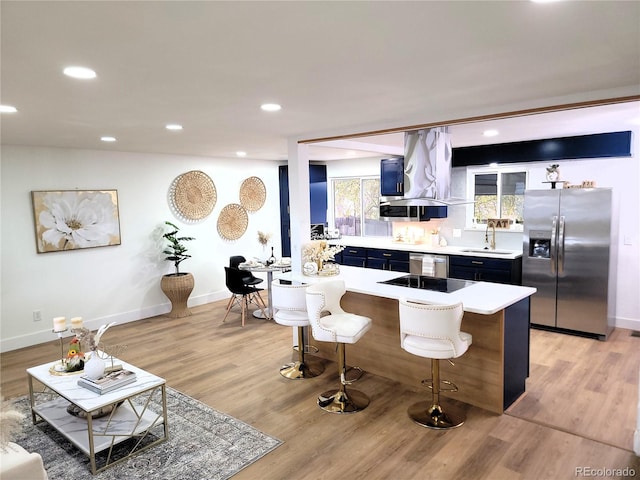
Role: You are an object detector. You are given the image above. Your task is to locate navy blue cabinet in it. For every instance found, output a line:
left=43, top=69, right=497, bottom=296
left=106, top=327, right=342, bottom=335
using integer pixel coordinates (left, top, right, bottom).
left=279, top=165, right=327, bottom=257
left=380, top=158, right=404, bottom=197
left=366, top=248, right=410, bottom=271
left=449, top=255, right=522, bottom=285
left=335, top=246, right=410, bottom=272
left=340, top=246, right=367, bottom=268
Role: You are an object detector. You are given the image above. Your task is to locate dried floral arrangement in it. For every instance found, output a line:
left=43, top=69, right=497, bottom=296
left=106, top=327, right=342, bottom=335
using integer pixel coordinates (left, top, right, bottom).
left=302, top=240, right=344, bottom=263
left=67, top=322, right=116, bottom=372
left=72, top=322, right=117, bottom=352
left=257, top=231, right=271, bottom=246
left=0, top=399, right=24, bottom=451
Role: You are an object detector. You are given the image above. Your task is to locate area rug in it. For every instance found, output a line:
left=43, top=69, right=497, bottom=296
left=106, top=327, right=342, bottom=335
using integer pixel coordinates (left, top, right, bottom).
left=9, top=387, right=282, bottom=480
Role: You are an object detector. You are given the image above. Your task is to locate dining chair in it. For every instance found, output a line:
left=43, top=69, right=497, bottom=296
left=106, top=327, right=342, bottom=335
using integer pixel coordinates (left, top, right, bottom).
left=229, top=255, right=263, bottom=286
left=223, top=267, right=267, bottom=327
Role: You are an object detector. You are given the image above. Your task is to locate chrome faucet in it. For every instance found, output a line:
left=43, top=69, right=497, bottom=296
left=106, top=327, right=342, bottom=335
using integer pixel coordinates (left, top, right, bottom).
left=485, top=221, right=496, bottom=250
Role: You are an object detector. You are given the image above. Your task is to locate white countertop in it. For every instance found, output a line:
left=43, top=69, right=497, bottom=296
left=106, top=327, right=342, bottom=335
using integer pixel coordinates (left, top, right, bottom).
left=280, top=265, right=535, bottom=315
left=328, top=237, right=523, bottom=259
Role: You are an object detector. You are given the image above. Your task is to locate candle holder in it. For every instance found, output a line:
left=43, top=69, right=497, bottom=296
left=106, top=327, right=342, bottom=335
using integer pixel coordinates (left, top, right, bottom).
left=52, top=328, right=68, bottom=372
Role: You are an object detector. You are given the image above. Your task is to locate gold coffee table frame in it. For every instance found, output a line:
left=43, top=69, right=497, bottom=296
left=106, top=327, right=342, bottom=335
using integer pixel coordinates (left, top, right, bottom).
left=27, top=358, right=168, bottom=474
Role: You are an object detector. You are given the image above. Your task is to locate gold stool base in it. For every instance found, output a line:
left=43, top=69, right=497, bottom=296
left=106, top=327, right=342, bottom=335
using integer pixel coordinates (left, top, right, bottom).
left=408, top=401, right=465, bottom=430
left=317, top=388, right=369, bottom=414
left=279, top=360, right=324, bottom=379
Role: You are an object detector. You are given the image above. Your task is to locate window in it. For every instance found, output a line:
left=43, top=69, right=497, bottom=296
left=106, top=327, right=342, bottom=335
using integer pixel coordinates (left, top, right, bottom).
left=467, top=168, right=527, bottom=230
left=332, top=177, right=392, bottom=237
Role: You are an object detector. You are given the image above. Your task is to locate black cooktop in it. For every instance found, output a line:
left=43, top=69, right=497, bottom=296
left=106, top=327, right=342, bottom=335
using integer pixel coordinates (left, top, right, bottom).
left=378, top=275, right=474, bottom=293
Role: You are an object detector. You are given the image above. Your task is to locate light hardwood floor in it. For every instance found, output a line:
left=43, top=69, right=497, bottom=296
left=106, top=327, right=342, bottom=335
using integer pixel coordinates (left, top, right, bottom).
left=2, top=300, right=639, bottom=480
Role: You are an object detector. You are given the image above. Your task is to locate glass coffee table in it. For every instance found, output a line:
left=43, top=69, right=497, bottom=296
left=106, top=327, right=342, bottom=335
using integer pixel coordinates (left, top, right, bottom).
left=27, top=358, right=168, bottom=474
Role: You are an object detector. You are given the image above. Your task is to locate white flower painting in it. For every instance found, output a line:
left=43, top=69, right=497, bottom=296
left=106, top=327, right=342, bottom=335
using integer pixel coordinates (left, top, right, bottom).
left=31, top=190, right=121, bottom=253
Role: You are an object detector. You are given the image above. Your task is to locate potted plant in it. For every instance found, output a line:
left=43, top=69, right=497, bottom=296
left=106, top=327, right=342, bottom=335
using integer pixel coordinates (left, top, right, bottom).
left=546, top=164, right=560, bottom=182
left=160, top=221, right=195, bottom=318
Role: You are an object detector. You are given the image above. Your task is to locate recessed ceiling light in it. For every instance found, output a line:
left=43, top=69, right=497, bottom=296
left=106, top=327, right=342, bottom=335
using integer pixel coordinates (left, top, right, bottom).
left=0, top=105, right=17, bottom=113
left=483, top=129, right=499, bottom=137
left=260, top=103, right=281, bottom=112
left=101, top=136, right=116, bottom=142
left=236, top=151, right=247, bottom=157
left=165, top=124, right=183, bottom=131
left=490, top=162, right=499, bottom=167
left=63, top=66, right=97, bottom=79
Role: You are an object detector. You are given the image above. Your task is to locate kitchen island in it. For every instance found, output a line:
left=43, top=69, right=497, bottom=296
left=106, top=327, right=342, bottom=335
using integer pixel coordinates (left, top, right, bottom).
left=280, top=265, right=536, bottom=414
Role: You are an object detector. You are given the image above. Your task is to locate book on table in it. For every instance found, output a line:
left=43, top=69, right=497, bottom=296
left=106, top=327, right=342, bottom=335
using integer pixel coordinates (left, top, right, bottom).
left=77, top=369, right=137, bottom=394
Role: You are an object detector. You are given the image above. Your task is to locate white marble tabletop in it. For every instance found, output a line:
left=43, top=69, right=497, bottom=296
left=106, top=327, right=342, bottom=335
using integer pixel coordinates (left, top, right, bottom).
left=280, top=265, right=536, bottom=315
left=27, top=356, right=165, bottom=412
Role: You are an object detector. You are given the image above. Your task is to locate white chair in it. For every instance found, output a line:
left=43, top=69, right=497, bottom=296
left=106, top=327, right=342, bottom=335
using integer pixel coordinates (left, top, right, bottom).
left=305, top=279, right=372, bottom=413
left=398, top=299, right=472, bottom=429
left=271, top=280, right=324, bottom=379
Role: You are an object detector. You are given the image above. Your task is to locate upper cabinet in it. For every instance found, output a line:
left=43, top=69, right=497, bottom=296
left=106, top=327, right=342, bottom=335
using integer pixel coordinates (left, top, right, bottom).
left=380, top=157, right=404, bottom=196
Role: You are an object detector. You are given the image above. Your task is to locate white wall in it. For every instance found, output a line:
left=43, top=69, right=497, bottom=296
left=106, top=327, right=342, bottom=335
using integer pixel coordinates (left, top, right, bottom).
left=3, top=137, right=638, bottom=353
left=1, top=146, right=283, bottom=352
left=325, top=134, right=640, bottom=331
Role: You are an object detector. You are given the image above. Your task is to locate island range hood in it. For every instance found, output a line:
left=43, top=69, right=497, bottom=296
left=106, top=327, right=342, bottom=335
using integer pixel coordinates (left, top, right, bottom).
left=382, top=127, right=470, bottom=207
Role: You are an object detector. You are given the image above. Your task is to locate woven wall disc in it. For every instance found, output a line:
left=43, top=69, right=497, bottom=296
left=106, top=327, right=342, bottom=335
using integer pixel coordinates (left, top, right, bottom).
left=169, top=170, right=216, bottom=222
left=217, top=203, right=248, bottom=240
left=239, top=176, right=266, bottom=212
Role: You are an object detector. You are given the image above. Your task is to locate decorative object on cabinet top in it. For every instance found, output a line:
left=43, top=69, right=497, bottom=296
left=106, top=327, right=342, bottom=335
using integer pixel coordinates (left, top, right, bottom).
left=169, top=170, right=217, bottom=222
left=217, top=203, right=249, bottom=240
left=239, top=176, right=266, bottom=212
left=302, top=240, right=344, bottom=276
left=545, top=164, right=560, bottom=182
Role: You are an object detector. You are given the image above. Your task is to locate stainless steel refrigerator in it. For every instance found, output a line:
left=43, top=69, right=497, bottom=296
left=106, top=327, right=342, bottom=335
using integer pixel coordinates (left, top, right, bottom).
left=522, top=188, right=616, bottom=340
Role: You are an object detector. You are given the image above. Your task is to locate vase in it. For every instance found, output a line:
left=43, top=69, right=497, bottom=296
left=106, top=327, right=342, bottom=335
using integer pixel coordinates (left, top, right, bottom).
left=161, top=272, right=195, bottom=318
left=84, top=352, right=105, bottom=380
left=546, top=169, right=559, bottom=182
left=267, top=246, right=276, bottom=266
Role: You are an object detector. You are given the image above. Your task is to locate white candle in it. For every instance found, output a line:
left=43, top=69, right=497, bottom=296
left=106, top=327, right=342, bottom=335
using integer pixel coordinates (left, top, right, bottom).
left=70, top=317, right=83, bottom=329
left=53, top=316, right=66, bottom=332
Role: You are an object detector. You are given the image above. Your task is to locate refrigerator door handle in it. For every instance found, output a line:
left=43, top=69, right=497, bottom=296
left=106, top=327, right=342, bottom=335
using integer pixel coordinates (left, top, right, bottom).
left=550, top=215, right=558, bottom=275
left=558, top=215, right=565, bottom=274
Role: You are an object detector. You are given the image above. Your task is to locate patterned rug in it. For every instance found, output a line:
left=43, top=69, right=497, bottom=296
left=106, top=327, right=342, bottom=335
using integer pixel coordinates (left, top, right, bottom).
left=9, top=387, right=281, bottom=480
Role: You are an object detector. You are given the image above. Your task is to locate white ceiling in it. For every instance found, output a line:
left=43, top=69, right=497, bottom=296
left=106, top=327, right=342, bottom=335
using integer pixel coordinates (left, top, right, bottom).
left=1, top=1, right=639, bottom=162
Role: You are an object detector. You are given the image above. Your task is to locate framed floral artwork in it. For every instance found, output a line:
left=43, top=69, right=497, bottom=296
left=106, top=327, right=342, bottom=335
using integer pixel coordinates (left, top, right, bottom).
left=31, top=190, right=121, bottom=253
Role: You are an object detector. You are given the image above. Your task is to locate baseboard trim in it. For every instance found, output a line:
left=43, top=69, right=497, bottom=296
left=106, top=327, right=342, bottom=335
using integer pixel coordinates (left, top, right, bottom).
left=0, top=290, right=229, bottom=353
left=615, top=316, right=640, bottom=331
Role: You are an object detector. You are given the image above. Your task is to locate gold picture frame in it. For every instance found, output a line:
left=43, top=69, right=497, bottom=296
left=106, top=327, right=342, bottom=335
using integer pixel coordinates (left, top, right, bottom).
left=31, top=190, right=121, bottom=253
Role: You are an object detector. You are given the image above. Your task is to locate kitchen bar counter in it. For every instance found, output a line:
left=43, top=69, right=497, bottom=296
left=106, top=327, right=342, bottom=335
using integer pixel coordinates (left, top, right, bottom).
left=283, top=265, right=534, bottom=314
left=280, top=265, right=535, bottom=413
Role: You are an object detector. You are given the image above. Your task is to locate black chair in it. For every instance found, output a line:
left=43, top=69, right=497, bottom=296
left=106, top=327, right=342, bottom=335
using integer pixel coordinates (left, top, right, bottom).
left=229, top=255, right=264, bottom=286
left=223, top=267, right=268, bottom=327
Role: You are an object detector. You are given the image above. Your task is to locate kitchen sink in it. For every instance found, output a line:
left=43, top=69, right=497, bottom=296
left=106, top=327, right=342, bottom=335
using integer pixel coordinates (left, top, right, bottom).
left=460, top=248, right=514, bottom=255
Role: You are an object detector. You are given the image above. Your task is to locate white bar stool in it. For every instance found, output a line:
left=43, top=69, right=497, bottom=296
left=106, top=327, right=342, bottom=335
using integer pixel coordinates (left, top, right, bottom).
left=271, top=279, right=324, bottom=379
left=398, top=299, right=472, bottom=429
left=306, top=279, right=372, bottom=413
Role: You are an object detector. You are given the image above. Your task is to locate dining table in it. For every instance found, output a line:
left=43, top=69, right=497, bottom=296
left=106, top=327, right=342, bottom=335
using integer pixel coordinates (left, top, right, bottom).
left=239, top=262, right=290, bottom=319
